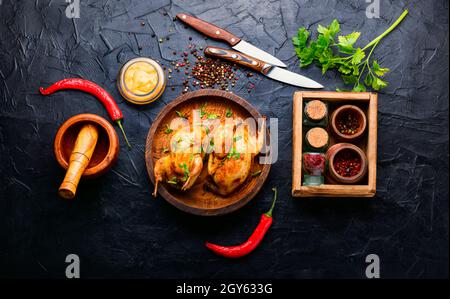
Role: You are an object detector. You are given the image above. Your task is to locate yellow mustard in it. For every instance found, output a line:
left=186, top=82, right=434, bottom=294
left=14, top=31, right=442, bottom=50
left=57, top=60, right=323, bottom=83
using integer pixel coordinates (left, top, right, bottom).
left=118, top=57, right=166, bottom=105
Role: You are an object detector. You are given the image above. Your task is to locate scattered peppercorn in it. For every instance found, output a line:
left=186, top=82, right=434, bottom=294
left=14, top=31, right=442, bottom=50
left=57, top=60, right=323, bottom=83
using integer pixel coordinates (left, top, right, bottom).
left=337, top=110, right=360, bottom=135
left=191, top=56, right=237, bottom=90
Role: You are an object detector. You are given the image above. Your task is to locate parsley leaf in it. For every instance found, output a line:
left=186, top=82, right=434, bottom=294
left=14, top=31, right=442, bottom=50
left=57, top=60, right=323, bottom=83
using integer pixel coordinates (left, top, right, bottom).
left=372, top=60, right=390, bottom=76
left=292, top=10, right=409, bottom=92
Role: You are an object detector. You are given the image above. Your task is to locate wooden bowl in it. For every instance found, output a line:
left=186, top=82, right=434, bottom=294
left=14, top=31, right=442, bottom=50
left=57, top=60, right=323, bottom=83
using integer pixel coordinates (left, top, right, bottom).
left=326, top=143, right=368, bottom=184
left=145, top=89, right=271, bottom=216
left=330, top=105, right=367, bottom=140
left=54, top=114, right=119, bottom=178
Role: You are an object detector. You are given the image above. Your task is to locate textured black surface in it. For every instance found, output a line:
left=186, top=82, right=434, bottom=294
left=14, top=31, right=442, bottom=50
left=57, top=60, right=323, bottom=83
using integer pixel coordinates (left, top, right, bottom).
left=0, top=0, right=448, bottom=279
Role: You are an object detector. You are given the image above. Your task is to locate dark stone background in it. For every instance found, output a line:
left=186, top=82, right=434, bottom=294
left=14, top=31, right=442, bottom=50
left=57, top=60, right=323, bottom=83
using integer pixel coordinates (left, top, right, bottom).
left=0, top=0, right=448, bottom=279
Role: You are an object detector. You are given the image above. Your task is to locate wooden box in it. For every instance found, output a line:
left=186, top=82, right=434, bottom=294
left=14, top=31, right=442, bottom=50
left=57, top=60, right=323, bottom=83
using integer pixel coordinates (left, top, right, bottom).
left=292, top=91, right=377, bottom=197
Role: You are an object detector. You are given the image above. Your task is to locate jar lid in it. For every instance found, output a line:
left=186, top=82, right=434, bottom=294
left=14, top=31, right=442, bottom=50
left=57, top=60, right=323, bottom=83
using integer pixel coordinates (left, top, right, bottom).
left=306, top=127, right=329, bottom=149
left=305, top=100, right=327, bottom=120
left=118, top=57, right=166, bottom=105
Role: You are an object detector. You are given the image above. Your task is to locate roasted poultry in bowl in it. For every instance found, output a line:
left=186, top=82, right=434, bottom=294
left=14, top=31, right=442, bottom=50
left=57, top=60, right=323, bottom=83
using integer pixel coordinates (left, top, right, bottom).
left=153, top=115, right=265, bottom=197
left=145, top=89, right=271, bottom=216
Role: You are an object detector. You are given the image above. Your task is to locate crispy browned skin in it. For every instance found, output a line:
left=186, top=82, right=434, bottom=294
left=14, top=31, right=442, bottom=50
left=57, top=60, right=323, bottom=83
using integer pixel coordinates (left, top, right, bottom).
left=153, top=126, right=206, bottom=197
left=207, top=118, right=265, bottom=196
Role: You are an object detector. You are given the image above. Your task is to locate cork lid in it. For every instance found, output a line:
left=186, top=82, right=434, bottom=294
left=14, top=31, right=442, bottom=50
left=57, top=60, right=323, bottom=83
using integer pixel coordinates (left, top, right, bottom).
left=306, top=127, right=329, bottom=149
left=305, top=100, right=327, bottom=121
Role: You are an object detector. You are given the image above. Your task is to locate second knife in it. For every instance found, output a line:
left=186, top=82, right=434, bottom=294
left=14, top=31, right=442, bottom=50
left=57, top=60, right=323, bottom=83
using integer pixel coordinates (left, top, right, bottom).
left=204, top=46, right=323, bottom=89
left=176, top=13, right=286, bottom=68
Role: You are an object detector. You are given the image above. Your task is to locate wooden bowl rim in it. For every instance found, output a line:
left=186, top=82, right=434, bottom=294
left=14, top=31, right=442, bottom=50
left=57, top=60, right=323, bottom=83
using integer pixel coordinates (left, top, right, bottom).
left=327, top=143, right=368, bottom=184
left=54, top=113, right=119, bottom=178
left=145, top=89, right=271, bottom=216
left=331, top=104, right=367, bottom=140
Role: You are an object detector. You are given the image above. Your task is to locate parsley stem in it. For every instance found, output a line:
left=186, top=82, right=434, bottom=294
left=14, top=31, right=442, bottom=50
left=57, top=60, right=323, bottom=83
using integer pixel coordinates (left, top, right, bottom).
left=362, top=9, right=408, bottom=51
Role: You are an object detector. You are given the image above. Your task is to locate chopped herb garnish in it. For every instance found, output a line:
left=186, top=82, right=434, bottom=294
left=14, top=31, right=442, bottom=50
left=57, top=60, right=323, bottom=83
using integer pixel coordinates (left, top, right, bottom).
left=226, top=108, right=233, bottom=118
left=251, top=170, right=262, bottom=177
left=162, top=147, right=169, bottom=153
left=176, top=110, right=188, bottom=118
left=167, top=177, right=178, bottom=184
left=207, top=113, right=219, bottom=120
left=233, top=135, right=242, bottom=142
left=200, top=102, right=207, bottom=118
left=179, top=163, right=190, bottom=181
left=227, top=147, right=241, bottom=160
left=164, top=125, right=173, bottom=134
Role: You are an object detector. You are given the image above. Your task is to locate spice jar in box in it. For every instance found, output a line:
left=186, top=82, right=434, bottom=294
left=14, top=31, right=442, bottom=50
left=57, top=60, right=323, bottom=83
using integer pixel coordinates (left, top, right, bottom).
left=303, top=100, right=328, bottom=128
left=302, top=152, right=326, bottom=186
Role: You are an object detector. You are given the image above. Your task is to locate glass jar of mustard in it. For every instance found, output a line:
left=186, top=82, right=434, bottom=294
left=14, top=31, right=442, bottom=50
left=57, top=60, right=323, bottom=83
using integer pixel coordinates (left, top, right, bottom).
left=117, top=57, right=166, bottom=105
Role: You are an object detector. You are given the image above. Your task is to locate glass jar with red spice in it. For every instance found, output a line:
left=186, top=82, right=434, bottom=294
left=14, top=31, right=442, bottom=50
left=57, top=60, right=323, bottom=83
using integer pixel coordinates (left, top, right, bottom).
left=302, top=152, right=326, bottom=186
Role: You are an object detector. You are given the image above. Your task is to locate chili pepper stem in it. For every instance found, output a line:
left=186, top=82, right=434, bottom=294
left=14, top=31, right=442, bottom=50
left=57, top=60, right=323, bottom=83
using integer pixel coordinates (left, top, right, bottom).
left=116, top=119, right=131, bottom=148
left=264, top=187, right=278, bottom=218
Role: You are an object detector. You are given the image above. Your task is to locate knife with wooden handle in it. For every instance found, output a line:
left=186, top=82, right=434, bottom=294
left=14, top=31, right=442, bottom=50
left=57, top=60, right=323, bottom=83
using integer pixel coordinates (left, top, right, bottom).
left=204, top=46, right=324, bottom=89
left=176, top=13, right=287, bottom=68
left=176, top=13, right=241, bottom=46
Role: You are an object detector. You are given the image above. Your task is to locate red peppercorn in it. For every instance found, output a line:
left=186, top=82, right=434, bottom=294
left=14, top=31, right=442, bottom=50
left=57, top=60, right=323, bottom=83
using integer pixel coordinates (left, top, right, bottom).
left=333, top=150, right=362, bottom=177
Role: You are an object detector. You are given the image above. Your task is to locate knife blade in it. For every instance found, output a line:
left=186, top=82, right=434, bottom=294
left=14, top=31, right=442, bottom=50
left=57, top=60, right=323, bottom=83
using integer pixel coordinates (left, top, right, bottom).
left=176, top=13, right=287, bottom=68
left=204, top=46, right=323, bottom=89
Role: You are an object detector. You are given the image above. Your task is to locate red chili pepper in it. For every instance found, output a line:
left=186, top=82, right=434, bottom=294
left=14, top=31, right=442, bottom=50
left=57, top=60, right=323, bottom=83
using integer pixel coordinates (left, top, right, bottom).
left=205, top=187, right=278, bottom=259
left=39, top=78, right=131, bottom=148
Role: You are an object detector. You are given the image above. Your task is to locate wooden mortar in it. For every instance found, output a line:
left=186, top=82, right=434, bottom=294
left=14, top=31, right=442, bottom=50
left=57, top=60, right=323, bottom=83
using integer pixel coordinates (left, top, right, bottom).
left=54, top=113, right=119, bottom=181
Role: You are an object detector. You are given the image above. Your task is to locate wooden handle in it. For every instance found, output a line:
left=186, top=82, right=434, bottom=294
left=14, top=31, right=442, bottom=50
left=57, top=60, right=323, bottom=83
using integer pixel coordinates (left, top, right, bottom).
left=204, top=46, right=273, bottom=74
left=58, top=124, right=99, bottom=199
left=176, top=13, right=241, bottom=46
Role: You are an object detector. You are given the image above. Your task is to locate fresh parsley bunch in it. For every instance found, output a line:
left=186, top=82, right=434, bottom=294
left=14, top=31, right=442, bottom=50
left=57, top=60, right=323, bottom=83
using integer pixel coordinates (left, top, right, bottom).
left=293, top=10, right=408, bottom=92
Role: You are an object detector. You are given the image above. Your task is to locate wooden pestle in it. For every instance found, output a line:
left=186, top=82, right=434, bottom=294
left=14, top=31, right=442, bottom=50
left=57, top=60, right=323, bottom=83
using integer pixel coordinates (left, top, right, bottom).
left=58, top=124, right=99, bottom=199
